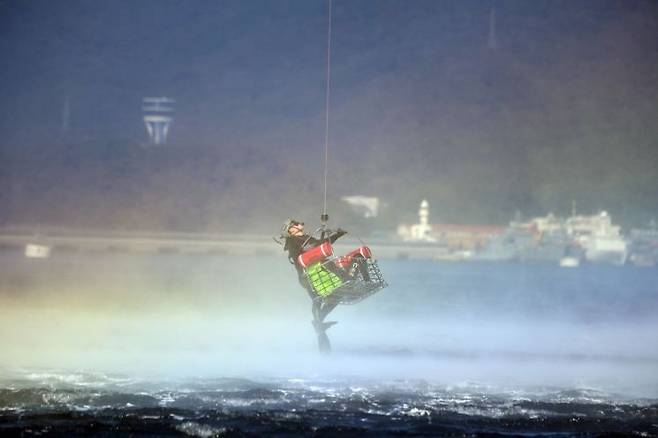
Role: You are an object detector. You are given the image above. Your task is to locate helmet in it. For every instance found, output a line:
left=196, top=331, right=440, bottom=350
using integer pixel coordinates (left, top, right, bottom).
left=281, top=218, right=304, bottom=236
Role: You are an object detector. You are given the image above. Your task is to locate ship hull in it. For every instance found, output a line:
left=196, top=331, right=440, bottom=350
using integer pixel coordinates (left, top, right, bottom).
left=584, top=238, right=627, bottom=265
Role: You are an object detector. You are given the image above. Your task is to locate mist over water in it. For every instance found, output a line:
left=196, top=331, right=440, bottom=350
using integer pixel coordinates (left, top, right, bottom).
left=2, top=251, right=657, bottom=398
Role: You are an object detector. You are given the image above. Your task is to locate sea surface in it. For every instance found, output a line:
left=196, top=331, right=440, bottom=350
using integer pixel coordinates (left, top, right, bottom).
left=1, top=251, right=657, bottom=436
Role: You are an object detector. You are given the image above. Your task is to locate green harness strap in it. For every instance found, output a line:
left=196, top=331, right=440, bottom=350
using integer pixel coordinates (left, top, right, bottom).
left=306, top=263, right=342, bottom=297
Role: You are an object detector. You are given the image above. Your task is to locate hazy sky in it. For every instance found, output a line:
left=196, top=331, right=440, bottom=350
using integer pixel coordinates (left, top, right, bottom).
left=1, top=0, right=657, bottom=230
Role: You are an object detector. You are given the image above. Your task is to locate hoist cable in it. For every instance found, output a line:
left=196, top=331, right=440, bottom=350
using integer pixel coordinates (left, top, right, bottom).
left=321, top=0, right=333, bottom=225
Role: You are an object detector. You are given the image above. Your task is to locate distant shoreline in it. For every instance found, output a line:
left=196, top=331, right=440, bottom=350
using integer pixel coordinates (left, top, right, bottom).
left=0, top=226, right=447, bottom=260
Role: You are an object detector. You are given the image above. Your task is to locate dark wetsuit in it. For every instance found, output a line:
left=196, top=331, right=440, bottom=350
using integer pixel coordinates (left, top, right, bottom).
left=284, top=230, right=347, bottom=297
left=283, top=228, right=348, bottom=353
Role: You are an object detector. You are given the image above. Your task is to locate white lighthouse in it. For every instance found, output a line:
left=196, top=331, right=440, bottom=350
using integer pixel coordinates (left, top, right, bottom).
left=406, top=199, right=436, bottom=242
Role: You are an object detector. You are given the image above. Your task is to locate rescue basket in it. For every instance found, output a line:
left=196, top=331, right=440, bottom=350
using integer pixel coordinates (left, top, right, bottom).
left=305, top=251, right=387, bottom=305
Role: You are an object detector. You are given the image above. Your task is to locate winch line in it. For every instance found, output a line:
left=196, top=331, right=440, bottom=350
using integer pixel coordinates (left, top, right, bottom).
left=321, top=0, right=333, bottom=224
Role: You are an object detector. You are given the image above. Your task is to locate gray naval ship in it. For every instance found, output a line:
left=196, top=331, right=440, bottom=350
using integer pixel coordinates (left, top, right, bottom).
left=628, top=221, right=658, bottom=267
left=473, top=214, right=571, bottom=263
left=472, top=212, right=628, bottom=265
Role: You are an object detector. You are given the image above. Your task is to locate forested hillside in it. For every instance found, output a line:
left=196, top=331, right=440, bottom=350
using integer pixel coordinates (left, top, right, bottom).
left=1, top=1, right=657, bottom=233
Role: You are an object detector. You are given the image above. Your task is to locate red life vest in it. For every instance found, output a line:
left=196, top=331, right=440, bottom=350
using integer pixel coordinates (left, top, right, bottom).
left=336, top=246, right=372, bottom=269
left=297, top=241, right=334, bottom=268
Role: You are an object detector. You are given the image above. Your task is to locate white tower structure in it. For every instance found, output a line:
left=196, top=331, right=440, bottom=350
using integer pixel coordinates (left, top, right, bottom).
left=143, top=97, right=175, bottom=145
left=409, top=199, right=436, bottom=242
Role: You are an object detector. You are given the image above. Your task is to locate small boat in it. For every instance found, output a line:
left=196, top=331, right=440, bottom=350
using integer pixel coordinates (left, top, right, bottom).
left=559, top=256, right=580, bottom=268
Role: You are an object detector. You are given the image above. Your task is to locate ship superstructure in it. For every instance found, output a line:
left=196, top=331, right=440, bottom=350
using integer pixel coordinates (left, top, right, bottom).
left=565, top=211, right=627, bottom=265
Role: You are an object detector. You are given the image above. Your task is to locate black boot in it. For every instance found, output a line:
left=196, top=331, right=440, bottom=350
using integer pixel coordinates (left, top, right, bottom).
left=352, top=256, right=371, bottom=281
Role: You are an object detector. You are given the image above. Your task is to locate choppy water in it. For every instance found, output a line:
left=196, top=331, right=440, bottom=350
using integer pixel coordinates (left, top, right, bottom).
left=1, top=251, right=657, bottom=435
left=1, top=370, right=657, bottom=436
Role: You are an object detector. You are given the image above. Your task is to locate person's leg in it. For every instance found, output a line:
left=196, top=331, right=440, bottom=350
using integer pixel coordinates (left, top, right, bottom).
left=301, top=268, right=339, bottom=354
left=358, top=257, right=371, bottom=282
left=311, top=298, right=335, bottom=354
left=311, top=299, right=322, bottom=322
left=319, top=300, right=339, bottom=321
left=311, top=298, right=337, bottom=324
left=316, top=329, right=331, bottom=354
left=350, top=255, right=371, bottom=281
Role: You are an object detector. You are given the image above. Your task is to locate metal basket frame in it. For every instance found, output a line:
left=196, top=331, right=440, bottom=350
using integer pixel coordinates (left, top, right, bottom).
left=305, top=256, right=388, bottom=305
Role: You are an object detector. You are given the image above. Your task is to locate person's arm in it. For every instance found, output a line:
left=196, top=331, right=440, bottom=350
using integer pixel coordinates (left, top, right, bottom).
left=328, top=228, right=347, bottom=244
left=304, top=236, right=321, bottom=247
